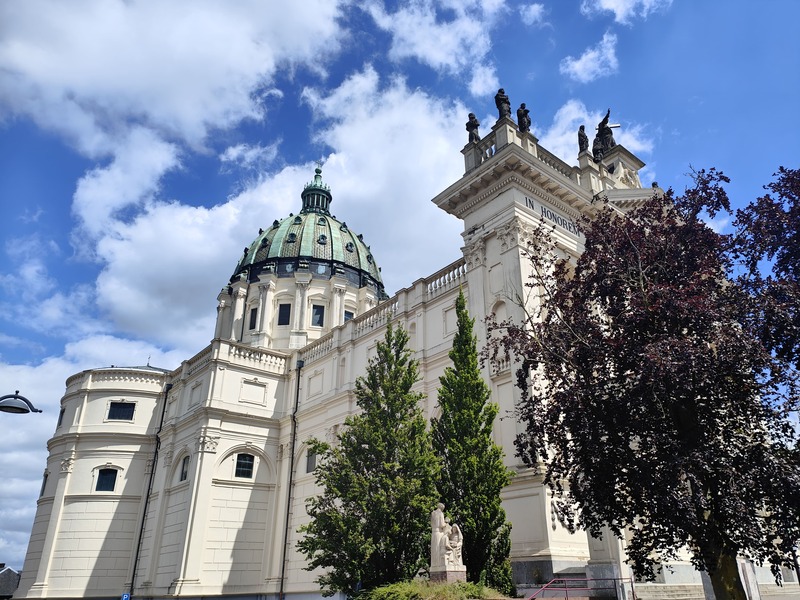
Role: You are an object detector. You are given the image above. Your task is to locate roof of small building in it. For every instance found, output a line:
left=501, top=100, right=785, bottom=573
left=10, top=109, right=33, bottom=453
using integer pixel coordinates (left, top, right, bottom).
left=0, top=565, right=20, bottom=599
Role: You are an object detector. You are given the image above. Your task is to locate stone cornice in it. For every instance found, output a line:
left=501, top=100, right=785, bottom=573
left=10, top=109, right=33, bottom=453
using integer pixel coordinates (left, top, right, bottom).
left=434, top=145, right=595, bottom=222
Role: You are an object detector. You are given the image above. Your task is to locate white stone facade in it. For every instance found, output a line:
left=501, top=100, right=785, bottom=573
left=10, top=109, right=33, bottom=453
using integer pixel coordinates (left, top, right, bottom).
left=16, top=120, right=796, bottom=600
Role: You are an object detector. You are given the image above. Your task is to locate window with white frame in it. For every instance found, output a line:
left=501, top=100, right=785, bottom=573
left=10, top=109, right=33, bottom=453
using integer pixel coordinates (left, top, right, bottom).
left=306, top=451, right=317, bottom=473
left=311, top=304, right=325, bottom=327
left=277, top=303, right=291, bottom=326
left=108, top=401, right=135, bottom=421
left=179, top=455, right=190, bottom=482
left=235, top=453, right=255, bottom=478
left=95, top=468, right=118, bottom=492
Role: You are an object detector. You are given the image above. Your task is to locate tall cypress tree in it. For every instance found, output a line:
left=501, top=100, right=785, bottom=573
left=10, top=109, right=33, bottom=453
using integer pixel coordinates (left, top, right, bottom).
left=432, top=290, right=514, bottom=594
left=298, top=321, right=440, bottom=598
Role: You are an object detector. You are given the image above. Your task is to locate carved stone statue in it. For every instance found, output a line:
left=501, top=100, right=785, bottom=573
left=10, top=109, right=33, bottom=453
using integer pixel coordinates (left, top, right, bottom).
left=592, top=108, right=617, bottom=163
left=517, top=103, right=531, bottom=133
left=445, top=524, right=464, bottom=567
left=466, top=113, right=481, bottom=144
left=430, top=503, right=466, bottom=581
left=431, top=503, right=446, bottom=569
left=495, top=88, right=511, bottom=119
left=578, top=125, right=589, bottom=153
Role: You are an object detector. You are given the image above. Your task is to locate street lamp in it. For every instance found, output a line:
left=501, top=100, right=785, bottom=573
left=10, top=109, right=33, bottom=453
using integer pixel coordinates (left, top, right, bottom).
left=0, top=391, right=42, bottom=414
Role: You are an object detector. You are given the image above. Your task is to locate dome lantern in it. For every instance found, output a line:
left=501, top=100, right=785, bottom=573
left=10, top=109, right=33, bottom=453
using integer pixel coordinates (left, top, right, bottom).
left=300, top=167, right=332, bottom=215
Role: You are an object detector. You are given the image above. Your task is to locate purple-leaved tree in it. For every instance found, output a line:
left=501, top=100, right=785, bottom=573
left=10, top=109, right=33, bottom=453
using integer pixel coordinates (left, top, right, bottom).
left=490, top=169, right=800, bottom=600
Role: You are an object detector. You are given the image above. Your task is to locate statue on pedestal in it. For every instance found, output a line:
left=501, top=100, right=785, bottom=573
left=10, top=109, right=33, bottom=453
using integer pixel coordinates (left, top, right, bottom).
left=430, top=503, right=466, bottom=581
left=466, top=113, right=481, bottom=144
left=578, top=125, right=589, bottom=153
left=517, top=103, right=531, bottom=133
left=592, top=108, right=618, bottom=163
left=495, top=88, right=511, bottom=120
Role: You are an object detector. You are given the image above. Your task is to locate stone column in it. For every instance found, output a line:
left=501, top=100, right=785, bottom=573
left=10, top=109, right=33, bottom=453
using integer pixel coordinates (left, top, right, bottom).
left=586, top=526, right=631, bottom=600
left=255, top=281, right=276, bottom=347
left=332, top=285, right=346, bottom=328
left=293, top=281, right=308, bottom=331
left=258, top=282, right=275, bottom=333
left=214, top=298, right=227, bottom=339
left=25, top=454, right=75, bottom=596
left=172, top=432, right=220, bottom=593
left=230, top=287, right=247, bottom=341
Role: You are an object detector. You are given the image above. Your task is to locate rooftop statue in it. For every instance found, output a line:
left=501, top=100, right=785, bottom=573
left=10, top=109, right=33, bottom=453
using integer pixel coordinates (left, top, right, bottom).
left=578, top=124, right=589, bottom=153
left=517, top=103, right=531, bottom=133
left=592, top=108, right=618, bottom=163
left=494, top=88, right=511, bottom=120
left=466, top=113, right=481, bottom=144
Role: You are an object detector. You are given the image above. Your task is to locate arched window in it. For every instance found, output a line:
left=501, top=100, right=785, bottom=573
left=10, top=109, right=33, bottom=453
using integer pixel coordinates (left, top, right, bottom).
left=179, top=455, right=191, bottom=482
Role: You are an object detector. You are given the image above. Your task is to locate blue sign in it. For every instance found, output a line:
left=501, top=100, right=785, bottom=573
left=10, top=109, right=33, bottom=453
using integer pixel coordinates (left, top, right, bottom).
left=121, top=594, right=130, bottom=600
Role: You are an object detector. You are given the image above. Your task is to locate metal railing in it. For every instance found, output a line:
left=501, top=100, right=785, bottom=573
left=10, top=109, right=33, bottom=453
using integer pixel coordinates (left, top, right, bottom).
left=527, top=577, right=636, bottom=600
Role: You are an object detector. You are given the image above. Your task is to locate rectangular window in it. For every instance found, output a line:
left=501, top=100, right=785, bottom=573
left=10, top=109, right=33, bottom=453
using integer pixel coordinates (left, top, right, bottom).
left=96, top=468, right=117, bottom=492
left=235, top=453, right=255, bottom=478
left=39, top=473, right=48, bottom=498
left=108, top=402, right=135, bottom=421
left=277, top=303, right=291, bottom=326
left=179, top=456, right=190, bottom=482
left=306, top=451, right=317, bottom=473
left=248, top=307, right=258, bottom=330
left=344, top=310, right=354, bottom=322
left=311, top=304, right=325, bottom=327
left=57, top=408, right=65, bottom=428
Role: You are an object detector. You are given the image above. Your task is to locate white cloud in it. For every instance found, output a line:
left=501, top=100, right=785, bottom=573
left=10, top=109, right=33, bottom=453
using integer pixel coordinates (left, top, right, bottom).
left=580, top=0, right=672, bottom=24
left=0, top=0, right=347, bottom=154
left=219, top=142, right=280, bottom=173
left=0, top=0, right=350, bottom=265
left=519, top=3, right=547, bottom=26
left=366, top=0, right=505, bottom=77
left=559, top=32, right=619, bottom=83
left=72, top=127, right=180, bottom=244
left=0, top=235, right=57, bottom=302
left=469, top=64, right=500, bottom=97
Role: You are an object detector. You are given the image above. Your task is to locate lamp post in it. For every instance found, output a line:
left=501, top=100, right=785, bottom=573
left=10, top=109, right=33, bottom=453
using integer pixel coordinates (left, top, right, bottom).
left=0, top=391, right=42, bottom=414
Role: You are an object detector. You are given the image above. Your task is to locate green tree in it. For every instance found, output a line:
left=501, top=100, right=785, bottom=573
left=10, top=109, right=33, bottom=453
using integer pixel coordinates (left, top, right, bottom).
left=298, top=320, right=440, bottom=598
left=432, top=291, right=514, bottom=594
left=492, top=170, right=800, bottom=600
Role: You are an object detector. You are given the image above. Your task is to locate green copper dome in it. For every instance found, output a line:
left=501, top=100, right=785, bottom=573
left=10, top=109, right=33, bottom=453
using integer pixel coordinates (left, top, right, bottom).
left=231, top=168, right=388, bottom=299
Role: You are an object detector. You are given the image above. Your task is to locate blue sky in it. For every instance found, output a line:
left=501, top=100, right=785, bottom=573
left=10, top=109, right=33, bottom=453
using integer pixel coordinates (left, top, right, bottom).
left=1, top=0, right=799, bottom=569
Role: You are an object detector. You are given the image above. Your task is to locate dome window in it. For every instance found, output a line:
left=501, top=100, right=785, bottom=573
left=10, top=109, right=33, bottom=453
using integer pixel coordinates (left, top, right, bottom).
left=318, top=234, right=327, bottom=245
left=345, top=242, right=355, bottom=253
left=367, top=254, right=373, bottom=264
left=294, top=216, right=302, bottom=225
left=272, top=220, right=280, bottom=229
left=318, top=217, right=327, bottom=225
left=340, top=222, right=348, bottom=232
left=287, top=233, right=297, bottom=243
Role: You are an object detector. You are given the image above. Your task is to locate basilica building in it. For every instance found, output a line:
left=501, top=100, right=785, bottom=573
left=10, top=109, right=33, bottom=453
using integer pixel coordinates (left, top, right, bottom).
left=15, top=112, right=793, bottom=600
